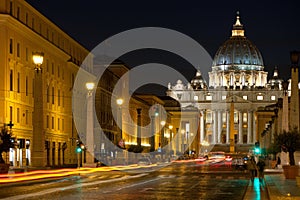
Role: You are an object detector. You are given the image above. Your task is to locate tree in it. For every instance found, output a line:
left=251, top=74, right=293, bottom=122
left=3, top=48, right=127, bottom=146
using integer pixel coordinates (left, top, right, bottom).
left=127, top=145, right=143, bottom=153
left=0, top=126, right=15, bottom=164
left=274, top=128, right=300, bottom=166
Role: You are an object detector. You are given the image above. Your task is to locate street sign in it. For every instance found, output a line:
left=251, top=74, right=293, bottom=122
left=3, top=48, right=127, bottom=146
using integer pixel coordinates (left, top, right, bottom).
left=119, top=139, right=125, bottom=148
left=158, top=147, right=161, bottom=152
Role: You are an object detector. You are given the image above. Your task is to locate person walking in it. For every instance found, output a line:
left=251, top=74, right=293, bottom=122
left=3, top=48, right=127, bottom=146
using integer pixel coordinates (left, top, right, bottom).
left=257, top=157, right=266, bottom=184
left=247, top=156, right=257, bottom=182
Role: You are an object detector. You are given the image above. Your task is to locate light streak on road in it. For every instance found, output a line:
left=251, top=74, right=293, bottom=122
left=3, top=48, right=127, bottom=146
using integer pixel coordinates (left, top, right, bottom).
left=0, top=164, right=157, bottom=184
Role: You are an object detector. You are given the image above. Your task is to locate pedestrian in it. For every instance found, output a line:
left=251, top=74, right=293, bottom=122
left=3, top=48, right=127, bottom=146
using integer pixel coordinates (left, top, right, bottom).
left=256, top=157, right=266, bottom=184
left=276, top=155, right=281, bottom=168
left=247, top=156, right=257, bottom=182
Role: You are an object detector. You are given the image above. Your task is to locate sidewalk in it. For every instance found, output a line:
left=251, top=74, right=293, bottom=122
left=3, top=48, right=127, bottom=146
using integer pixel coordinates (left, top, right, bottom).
left=243, top=169, right=300, bottom=200
left=265, top=174, right=300, bottom=200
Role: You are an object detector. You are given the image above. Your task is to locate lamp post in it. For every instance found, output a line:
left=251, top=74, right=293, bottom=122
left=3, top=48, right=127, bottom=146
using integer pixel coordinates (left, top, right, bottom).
left=159, top=120, right=166, bottom=160
left=32, top=52, right=45, bottom=167
left=85, top=82, right=95, bottom=165
left=201, top=140, right=210, bottom=155
left=186, top=131, right=189, bottom=156
left=116, top=98, right=123, bottom=144
left=181, top=129, right=185, bottom=153
left=160, top=121, right=166, bottom=147
left=168, top=125, right=173, bottom=156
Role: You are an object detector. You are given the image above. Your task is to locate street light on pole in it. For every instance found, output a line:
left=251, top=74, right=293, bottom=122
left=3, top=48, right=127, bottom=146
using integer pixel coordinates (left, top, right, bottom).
left=85, top=82, right=95, bottom=166
left=160, top=121, right=166, bottom=147
left=116, top=98, right=124, bottom=146
left=168, top=125, right=173, bottom=156
left=32, top=52, right=44, bottom=71
left=32, top=52, right=45, bottom=167
left=181, top=129, right=185, bottom=154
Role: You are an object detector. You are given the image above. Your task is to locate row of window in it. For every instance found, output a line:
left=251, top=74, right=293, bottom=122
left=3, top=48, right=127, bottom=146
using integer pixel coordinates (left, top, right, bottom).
left=46, top=87, right=65, bottom=107
left=9, top=106, right=65, bottom=131
left=9, top=38, right=66, bottom=78
left=9, top=106, right=28, bottom=124
left=193, top=95, right=277, bottom=101
left=9, top=0, right=86, bottom=64
left=46, top=115, right=65, bottom=131
left=9, top=70, right=67, bottom=107
left=205, top=111, right=249, bottom=124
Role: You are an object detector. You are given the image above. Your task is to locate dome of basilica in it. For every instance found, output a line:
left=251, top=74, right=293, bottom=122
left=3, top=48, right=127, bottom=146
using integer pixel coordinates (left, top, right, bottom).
left=191, top=71, right=207, bottom=90
left=212, top=13, right=264, bottom=72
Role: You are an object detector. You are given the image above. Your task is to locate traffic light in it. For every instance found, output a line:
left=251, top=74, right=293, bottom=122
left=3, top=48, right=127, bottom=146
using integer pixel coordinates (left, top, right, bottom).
left=254, top=141, right=260, bottom=154
left=76, top=142, right=84, bottom=153
left=154, top=106, right=159, bottom=116
left=254, top=147, right=261, bottom=154
left=76, top=146, right=82, bottom=153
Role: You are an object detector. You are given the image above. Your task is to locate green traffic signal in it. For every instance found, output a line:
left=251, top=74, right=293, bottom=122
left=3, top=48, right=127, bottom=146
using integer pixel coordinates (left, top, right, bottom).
left=76, top=147, right=82, bottom=153
left=254, top=147, right=261, bottom=154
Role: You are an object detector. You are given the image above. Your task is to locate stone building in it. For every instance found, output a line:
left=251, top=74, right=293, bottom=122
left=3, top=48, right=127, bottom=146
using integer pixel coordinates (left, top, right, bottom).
left=0, top=0, right=92, bottom=167
left=167, top=13, right=285, bottom=153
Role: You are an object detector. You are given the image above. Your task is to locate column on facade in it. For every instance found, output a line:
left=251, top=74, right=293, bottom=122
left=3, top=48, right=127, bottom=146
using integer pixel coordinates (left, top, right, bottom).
left=217, top=110, right=222, bottom=143
left=238, top=111, right=243, bottom=144
left=200, top=111, right=205, bottom=143
left=212, top=110, right=217, bottom=144
left=253, top=112, right=257, bottom=143
left=226, top=110, right=230, bottom=143
left=175, top=128, right=179, bottom=155
left=137, top=108, right=142, bottom=146
left=150, top=116, right=155, bottom=151
left=247, top=111, right=253, bottom=143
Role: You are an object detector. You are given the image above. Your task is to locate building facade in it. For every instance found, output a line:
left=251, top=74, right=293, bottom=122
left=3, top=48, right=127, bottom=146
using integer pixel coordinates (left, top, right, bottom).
left=0, top=0, right=92, bottom=167
left=167, top=13, right=285, bottom=153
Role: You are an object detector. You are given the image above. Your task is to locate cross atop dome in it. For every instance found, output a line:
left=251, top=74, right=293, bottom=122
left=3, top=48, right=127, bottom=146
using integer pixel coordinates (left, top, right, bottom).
left=232, top=11, right=245, bottom=37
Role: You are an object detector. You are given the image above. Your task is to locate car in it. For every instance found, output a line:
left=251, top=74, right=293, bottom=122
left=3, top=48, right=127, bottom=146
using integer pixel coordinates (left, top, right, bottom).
left=208, top=151, right=226, bottom=160
left=137, top=157, right=152, bottom=166
left=232, top=157, right=247, bottom=169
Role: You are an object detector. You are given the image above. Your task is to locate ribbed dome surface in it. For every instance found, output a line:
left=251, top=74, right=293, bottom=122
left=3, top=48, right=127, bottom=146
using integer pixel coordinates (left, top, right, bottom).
left=212, top=37, right=264, bottom=70
left=212, top=13, right=264, bottom=72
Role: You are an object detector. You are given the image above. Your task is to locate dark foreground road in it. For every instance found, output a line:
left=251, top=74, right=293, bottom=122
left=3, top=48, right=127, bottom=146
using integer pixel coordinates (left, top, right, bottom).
left=0, top=161, right=250, bottom=200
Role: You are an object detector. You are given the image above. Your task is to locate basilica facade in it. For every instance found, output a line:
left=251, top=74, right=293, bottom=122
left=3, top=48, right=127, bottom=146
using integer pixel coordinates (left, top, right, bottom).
left=167, top=13, right=285, bottom=151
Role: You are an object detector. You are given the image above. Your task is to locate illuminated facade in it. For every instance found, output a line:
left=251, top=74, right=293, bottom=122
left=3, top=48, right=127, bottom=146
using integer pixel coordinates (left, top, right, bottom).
left=94, top=62, right=170, bottom=162
left=0, top=0, right=92, bottom=167
left=167, top=13, right=285, bottom=152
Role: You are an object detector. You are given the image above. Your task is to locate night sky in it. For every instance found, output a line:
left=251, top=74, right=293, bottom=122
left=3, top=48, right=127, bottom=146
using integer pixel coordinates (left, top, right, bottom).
left=26, top=0, right=300, bottom=83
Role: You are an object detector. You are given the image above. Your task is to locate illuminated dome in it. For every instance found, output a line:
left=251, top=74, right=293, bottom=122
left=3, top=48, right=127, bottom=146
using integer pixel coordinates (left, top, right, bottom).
left=191, top=71, right=207, bottom=90
left=212, top=12, right=264, bottom=72
left=208, top=12, right=268, bottom=89
left=267, top=67, right=283, bottom=90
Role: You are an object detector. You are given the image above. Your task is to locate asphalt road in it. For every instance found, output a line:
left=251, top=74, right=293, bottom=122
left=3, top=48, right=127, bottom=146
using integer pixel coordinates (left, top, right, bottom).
left=0, top=161, right=250, bottom=200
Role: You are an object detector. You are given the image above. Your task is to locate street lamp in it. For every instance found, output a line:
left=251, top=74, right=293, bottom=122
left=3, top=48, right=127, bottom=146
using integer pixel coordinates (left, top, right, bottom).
left=32, top=52, right=44, bottom=71
left=181, top=129, right=185, bottom=153
left=86, top=82, right=95, bottom=92
left=160, top=121, right=166, bottom=147
left=85, top=82, right=95, bottom=165
left=32, top=52, right=45, bottom=167
left=168, top=125, right=173, bottom=155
